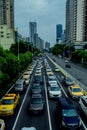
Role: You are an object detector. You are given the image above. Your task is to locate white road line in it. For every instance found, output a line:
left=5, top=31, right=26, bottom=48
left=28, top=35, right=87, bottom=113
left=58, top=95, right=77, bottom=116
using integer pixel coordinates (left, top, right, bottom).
left=81, top=118, right=87, bottom=130
left=12, top=76, right=33, bottom=130
left=44, top=76, right=52, bottom=130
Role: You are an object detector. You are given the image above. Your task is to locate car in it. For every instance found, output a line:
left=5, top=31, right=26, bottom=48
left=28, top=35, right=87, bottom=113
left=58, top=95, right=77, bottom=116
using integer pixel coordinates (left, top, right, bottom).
left=65, top=63, right=71, bottom=68
left=28, top=94, right=45, bottom=114
left=48, top=86, right=62, bottom=98
left=56, top=97, right=81, bottom=129
left=14, top=79, right=26, bottom=93
left=68, top=84, right=84, bottom=99
left=64, top=60, right=69, bottom=63
left=21, top=127, right=37, bottom=130
left=79, top=96, right=87, bottom=116
left=48, top=75, right=57, bottom=86
left=34, top=75, right=43, bottom=84
left=0, top=119, right=5, bottom=130
left=63, top=77, right=74, bottom=86
left=22, top=74, right=30, bottom=86
left=54, top=67, right=60, bottom=72
left=31, top=83, right=42, bottom=94
left=0, top=93, right=20, bottom=116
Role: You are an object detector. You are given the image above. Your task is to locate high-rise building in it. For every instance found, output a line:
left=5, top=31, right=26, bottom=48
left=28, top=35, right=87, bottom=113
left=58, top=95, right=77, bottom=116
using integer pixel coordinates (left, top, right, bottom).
left=66, top=0, right=87, bottom=45
left=29, top=22, right=37, bottom=47
left=0, top=0, right=15, bottom=49
left=56, top=24, right=63, bottom=43
left=45, top=42, right=50, bottom=51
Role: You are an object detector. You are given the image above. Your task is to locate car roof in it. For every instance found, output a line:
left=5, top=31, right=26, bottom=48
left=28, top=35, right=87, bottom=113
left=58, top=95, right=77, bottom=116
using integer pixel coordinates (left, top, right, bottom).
left=21, top=127, right=36, bottom=130
left=71, top=84, right=80, bottom=88
left=3, top=93, right=16, bottom=99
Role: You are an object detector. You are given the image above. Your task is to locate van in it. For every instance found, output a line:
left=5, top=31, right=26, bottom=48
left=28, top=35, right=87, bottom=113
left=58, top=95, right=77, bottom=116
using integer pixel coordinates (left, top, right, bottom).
left=14, top=79, right=26, bottom=93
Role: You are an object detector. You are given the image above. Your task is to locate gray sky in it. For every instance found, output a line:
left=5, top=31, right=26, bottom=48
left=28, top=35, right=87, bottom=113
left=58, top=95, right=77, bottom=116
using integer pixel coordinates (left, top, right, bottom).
left=15, top=0, right=66, bottom=46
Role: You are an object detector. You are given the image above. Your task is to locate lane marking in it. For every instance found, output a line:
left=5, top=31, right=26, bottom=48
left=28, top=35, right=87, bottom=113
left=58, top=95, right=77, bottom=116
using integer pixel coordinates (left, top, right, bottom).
left=44, top=76, right=52, bottom=130
left=12, top=76, right=33, bottom=130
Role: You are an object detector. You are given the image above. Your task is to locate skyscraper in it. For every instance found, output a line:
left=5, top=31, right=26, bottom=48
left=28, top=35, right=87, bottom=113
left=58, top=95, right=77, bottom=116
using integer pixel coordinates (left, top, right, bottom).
left=66, top=0, right=87, bottom=44
left=29, top=22, right=37, bottom=47
left=56, top=24, right=63, bottom=43
left=0, top=0, right=15, bottom=49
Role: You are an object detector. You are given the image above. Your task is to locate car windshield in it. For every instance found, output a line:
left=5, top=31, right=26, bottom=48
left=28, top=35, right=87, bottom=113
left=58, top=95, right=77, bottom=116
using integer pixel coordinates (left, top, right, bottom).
left=33, top=85, right=41, bottom=89
left=1, top=99, right=14, bottom=105
left=16, top=84, right=22, bottom=87
left=31, top=98, right=42, bottom=104
left=72, top=88, right=81, bottom=92
left=66, top=78, right=73, bottom=82
left=62, top=109, right=78, bottom=117
left=50, top=87, right=60, bottom=91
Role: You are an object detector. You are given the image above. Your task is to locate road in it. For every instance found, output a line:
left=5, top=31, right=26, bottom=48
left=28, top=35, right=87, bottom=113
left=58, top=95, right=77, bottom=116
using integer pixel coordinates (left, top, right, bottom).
left=0, top=54, right=87, bottom=130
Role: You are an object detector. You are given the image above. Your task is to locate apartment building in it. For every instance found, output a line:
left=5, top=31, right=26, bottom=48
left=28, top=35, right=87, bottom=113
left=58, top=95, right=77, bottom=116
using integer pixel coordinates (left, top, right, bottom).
left=66, top=0, right=86, bottom=45
left=0, top=0, right=15, bottom=50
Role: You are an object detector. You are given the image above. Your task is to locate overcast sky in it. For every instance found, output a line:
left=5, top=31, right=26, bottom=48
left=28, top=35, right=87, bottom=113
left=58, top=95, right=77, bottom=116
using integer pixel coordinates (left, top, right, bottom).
left=15, top=0, right=66, bottom=46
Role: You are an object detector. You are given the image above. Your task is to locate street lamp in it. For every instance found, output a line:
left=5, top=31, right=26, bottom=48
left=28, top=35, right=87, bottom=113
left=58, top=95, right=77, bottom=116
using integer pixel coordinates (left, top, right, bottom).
left=18, top=39, right=19, bottom=60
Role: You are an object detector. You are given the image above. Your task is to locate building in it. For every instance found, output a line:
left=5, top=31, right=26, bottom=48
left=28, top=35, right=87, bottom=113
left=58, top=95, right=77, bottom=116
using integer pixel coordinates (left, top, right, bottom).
left=0, top=0, right=15, bottom=49
left=45, top=42, right=50, bottom=51
left=66, top=0, right=87, bottom=45
left=29, top=22, right=37, bottom=47
left=37, top=37, right=44, bottom=51
left=56, top=24, right=63, bottom=43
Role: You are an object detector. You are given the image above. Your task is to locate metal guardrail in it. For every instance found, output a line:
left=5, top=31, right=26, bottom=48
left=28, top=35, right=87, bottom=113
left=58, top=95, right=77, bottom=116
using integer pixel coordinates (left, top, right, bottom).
left=46, top=55, right=87, bottom=96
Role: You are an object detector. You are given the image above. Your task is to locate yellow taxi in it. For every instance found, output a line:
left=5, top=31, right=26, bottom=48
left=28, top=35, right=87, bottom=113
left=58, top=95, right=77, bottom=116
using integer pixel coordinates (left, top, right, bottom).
left=0, top=119, right=5, bottom=130
left=68, top=84, right=84, bottom=99
left=0, top=93, right=20, bottom=116
left=47, top=71, right=54, bottom=76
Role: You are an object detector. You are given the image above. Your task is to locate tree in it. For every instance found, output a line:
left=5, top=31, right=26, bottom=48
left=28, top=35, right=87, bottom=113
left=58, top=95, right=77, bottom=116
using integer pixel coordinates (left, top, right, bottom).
left=10, top=41, right=30, bottom=55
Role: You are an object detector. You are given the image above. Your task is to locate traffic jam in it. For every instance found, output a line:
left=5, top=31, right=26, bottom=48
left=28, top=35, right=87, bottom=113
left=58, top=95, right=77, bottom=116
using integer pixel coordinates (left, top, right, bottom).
left=0, top=54, right=87, bottom=130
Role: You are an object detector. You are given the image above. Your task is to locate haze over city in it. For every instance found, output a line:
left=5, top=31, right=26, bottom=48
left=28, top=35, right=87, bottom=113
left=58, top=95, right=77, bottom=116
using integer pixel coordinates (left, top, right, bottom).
left=15, top=0, right=66, bottom=46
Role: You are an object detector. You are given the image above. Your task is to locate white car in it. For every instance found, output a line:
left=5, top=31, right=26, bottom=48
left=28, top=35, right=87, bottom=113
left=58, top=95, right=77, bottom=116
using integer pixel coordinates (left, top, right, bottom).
left=79, top=96, right=87, bottom=116
left=64, top=60, right=69, bottom=63
left=21, top=127, right=37, bottom=130
left=48, top=86, right=62, bottom=98
left=48, top=76, right=57, bottom=86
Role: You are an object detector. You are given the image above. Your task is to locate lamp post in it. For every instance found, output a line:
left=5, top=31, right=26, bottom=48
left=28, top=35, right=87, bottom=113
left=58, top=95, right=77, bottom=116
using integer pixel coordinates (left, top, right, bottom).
left=18, top=39, right=19, bottom=60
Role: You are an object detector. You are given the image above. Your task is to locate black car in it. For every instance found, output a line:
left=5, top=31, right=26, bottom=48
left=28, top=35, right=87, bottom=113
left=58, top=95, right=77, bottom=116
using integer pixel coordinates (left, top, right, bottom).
left=65, top=63, right=71, bottom=68
left=56, top=97, right=81, bottom=130
left=31, top=83, right=42, bottom=94
left=34, top=75, right=43, bottom=84
left=28, top=94, right=44, bottom=114
left=63, top=77, right=74, bottom=86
